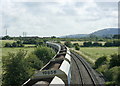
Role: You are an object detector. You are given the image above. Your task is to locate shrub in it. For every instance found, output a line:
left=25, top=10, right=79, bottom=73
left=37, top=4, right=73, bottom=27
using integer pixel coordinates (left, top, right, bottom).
left=104, top=66, right=120, bottom=83
left=75, top=45, right=80, bottom=50
left=64, top=41, right=72, bottom=48
left=73, top=43, right=79, bottom=47
left=95, top=56, right=107, bottom=68
left=4, top=43, right=12, bottom=47
left=2, top=50, right=33, bottom=86
left=12, top=42, right=18, bottom=47
left=83, top=41, right=92, bottom=47
left=34, top=46, right=55, bottom=64
left=26, top=53, right=43, bottom=70
left=109, top=54, right=120, bottom=68
left=96, top=64, right=108, bottom=74
left=92, top=42, right=102, bottom=47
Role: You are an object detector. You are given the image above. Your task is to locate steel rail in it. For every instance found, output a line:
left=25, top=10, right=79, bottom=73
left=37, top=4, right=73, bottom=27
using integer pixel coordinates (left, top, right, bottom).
left=71, top=51, right=99, bottom=86
left=71, top=53, right=84, bottom=86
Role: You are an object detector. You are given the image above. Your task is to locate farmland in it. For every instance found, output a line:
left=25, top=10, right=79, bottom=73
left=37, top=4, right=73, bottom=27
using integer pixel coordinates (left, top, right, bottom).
left=80, top=47, right=118, bottom=60
left=0, top=40, right=16, bottom=47
left=1, top=47, right=35, bottom=58
left=71, top=47, right=118, bottom=64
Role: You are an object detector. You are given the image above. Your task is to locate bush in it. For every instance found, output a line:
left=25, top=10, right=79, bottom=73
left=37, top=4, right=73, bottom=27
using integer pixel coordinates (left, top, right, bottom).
left=2, top=50, right=33, bottom=86
left=109, top=54, right=120, bottom=68
left=4, top=43, right=12, bottom=47
left=83, top=41, right=92, bottom=47
left=12, top=42, right=18, bottom=47
left=104, top=66, right=120, bottom=83
left=95, top=56, right=107, bottom=68
left=75, top=45, right=80, bottom=50
left=34, top=46, right=55, bottom=64
left=73, top=43, right=79, bottom=47
left=92, top=42, right=102, bottom=47
left=64, top=41, right=72, bottom=48
left=26, top=53, right=43, bottom=70
left=4, top=41, right=24, bottom=47
left=96, top=64, right=108, bottom=74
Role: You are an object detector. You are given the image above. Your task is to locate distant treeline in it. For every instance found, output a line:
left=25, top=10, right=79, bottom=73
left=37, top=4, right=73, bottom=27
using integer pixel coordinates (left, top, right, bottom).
left=64, top=40, right=120, bottom=48
left=82, top=40, right=120, bottom=47
left=5, top=41, right=24, bottom=47
left=2, top=34, right=120, bottom=42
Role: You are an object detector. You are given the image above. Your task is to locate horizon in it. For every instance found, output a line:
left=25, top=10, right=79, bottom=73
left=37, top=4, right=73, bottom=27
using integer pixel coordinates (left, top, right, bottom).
left=0, top=0, right=119, bottom=37
left=0, top=27, right=119, bottom=37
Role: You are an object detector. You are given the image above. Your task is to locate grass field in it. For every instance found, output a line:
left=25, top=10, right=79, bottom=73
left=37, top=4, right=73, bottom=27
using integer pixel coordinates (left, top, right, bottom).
left=1, top=47, right=35, bottom=58
left=80, top=47, right=118, bottom=59
left=71, top=47, right=119, bottom=64
left=0, top=40, right=16, bottom=47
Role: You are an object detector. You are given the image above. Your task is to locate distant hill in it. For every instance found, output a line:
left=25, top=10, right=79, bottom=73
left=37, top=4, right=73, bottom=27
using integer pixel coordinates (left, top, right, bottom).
left=60, top=28, right=119, bottom=38
left=60, top=34, right=88, bottom=38
left=90, top=28, right=119, bottom=37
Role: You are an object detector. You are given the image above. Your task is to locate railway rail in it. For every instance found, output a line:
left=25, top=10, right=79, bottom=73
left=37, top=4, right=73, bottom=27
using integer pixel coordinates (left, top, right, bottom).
left=71, top=51, right=104, bottom=86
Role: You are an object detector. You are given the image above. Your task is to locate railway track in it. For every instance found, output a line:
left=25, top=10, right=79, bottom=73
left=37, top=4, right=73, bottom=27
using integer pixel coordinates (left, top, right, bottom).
left=71, top=51, right=102, bottom=86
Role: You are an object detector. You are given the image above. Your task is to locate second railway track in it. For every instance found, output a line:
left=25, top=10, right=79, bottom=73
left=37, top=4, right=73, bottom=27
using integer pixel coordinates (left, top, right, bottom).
left=71, top=51, right=102, bottom=86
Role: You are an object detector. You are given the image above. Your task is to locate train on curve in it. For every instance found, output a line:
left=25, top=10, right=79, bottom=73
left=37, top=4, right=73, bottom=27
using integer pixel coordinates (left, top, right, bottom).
left=22, top=42, right=72, bottom=86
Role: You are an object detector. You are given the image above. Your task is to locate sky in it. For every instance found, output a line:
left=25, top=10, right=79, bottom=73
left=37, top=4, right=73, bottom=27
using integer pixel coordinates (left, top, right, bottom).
left=0, top=0, right=119, bottom=37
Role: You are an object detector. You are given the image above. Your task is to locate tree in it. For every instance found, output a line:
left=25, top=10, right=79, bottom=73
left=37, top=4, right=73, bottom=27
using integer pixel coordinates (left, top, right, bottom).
left=64, top=41, right=72, bottom=48
left=2, top=50, right=33, bottom=86
left=113, top=34, right=120, bottom=39
left=92, top=42, right=102, bottom=47
left=73, top=43, right=79, bottom=47
left=109, top=54, right=120, bottom=68
left=34, top=46, right=55, bottom=64
left=105, top=66, right=120, bottom=83
left=4, top=43, right=12, bottom=47
left=104, top=42, right=113, bottom=47
left=12, top=42, right=18, bottom=47
left=51, top=36, right=56, bottom=38
left=26, top=53, right=43, bottom=70
left=75, top=45, right=80, bottom=50
left=95, top=56, right=107, bottom=68
left=2, top=35, right=11, bottom=40
left=83, top=41, right=92, bottom=47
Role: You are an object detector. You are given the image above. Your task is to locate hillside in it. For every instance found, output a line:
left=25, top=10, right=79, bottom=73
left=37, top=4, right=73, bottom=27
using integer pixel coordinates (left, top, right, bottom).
left=60, top=28, right=119, bottom=38
left=90, top=28, right=119, bottom=37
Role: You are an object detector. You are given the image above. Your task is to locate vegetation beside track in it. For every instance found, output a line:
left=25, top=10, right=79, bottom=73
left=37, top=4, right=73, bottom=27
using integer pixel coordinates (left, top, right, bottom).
left=2, top=45, right=55, bottom=86
left=71, top=47, right=119, bottom=85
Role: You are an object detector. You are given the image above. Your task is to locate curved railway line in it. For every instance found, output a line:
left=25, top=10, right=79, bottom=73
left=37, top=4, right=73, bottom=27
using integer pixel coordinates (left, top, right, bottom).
left=71, top=51, right=104, bottom=86
left=22, top=42, right=105, bottom=86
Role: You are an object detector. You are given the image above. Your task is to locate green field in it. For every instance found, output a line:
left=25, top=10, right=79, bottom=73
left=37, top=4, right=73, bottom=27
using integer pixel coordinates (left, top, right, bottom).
left=80, top=47, right=118, bottom=59
left=71, top=47, right=119, bottom=64
left=0, top=40, right=16, bottom=47
left=1, top=47, right=35, bottom=58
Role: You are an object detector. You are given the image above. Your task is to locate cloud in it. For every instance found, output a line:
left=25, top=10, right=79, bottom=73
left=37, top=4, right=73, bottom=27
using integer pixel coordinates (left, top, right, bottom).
left=0, top=0, right=118, bottom=36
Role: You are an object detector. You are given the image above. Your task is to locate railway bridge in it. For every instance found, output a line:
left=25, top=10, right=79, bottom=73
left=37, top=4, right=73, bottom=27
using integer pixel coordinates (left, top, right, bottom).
left=22, top=42, right=105, bottom=86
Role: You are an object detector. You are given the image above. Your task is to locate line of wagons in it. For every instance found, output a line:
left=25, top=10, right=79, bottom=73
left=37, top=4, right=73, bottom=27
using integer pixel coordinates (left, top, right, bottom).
left=22, top=42, right=72, bottom=86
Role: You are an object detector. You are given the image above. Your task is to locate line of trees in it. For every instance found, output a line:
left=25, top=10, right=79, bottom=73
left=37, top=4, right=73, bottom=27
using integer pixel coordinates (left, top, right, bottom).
left=83, top=41, right=102, bottom=47
left=82, top=40, right=120, bottom=47
left=4, top=41, right=24, bottom=47
left=104, top=40, right=120, bottom=47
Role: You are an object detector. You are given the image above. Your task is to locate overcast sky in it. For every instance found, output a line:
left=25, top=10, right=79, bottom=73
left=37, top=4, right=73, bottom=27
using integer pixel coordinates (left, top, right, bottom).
left=0, top=0, right=119, bottom=37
